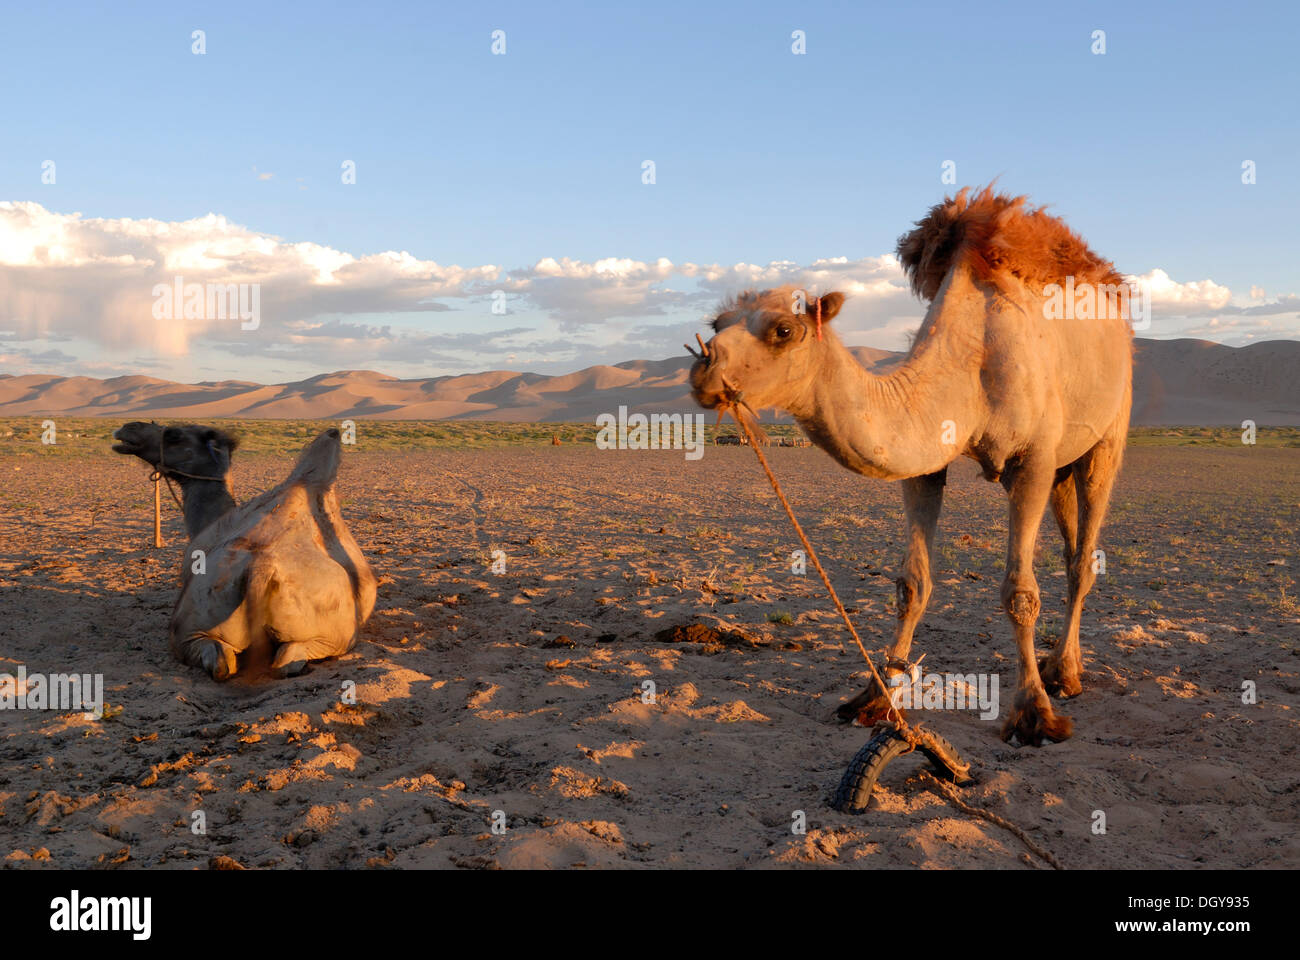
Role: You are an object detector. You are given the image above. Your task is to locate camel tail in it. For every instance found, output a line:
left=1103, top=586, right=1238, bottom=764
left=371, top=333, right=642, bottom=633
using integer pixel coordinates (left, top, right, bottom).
left=897, top=185, right=1125, bottom=303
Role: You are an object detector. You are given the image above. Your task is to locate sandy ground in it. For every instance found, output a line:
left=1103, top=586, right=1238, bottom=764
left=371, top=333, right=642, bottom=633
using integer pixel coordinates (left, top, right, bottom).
left=1, top=443, right=1297, bottom=869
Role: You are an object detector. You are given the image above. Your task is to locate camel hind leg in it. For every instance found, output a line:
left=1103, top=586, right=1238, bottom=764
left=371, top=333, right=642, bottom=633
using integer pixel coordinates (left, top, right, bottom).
left=1049, top=466, right=1078, bottom=571
left=1040, top=467, right=1081, bottom=697
left=268, top=627, right=354, bottom=677
left=1041, top=430, right=1125, bottom=699
left=259, top=561, right=358, bottom=677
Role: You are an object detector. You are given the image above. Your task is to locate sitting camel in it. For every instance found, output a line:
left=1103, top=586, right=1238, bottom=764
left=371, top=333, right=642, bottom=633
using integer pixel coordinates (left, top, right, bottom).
left=690, top=186, right=1132, bottom=745
left=114, top=424, right=376, bottom=680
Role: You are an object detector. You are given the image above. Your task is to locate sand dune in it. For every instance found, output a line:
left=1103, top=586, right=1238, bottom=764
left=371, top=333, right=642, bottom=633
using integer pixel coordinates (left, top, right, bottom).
left=1132, top=339, right=1300, bottom=425
left=1, top=339, right=1296, bottom=424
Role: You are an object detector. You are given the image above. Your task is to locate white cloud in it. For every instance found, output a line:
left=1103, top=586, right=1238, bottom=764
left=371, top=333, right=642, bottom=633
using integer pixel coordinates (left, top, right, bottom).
left=502, top=256, right=682, bottom=326
left=1129, top=268, right=1232, bottom=314
left=0, top=201, right=499, bottom=356
left=0, top=201, right=1292, bottom=378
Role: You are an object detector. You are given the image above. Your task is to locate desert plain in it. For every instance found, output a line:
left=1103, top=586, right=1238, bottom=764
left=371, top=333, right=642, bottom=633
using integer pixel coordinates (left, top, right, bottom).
left=0, top=422, right=1297, bottom=869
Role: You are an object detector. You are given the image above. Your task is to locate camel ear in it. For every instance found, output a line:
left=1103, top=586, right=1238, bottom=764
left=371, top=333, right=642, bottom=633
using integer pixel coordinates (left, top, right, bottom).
left=813, top=292, right=845, bottom=322
left=201, top=428, right=238, bottom=454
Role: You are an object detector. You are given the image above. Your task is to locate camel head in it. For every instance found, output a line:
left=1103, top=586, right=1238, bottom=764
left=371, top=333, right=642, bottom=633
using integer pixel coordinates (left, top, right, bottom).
left=690, top=286, right=846, bottom=421
left=112, top=421, right=239, bottom=482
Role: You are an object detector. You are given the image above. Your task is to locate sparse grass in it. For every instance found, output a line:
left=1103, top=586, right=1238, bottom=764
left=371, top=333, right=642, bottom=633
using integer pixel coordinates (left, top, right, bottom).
left=6, top=418, right=1298, bottom=460
left=0, top=417, right=832, bottom=457
left=767, top=611, right=795, bottom=625
left=1126, top=426, right=1300, bottom=448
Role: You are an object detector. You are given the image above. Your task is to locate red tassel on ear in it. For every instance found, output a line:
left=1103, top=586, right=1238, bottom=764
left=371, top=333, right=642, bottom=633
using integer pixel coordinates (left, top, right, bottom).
left=814, top=296, right=822, bottom=341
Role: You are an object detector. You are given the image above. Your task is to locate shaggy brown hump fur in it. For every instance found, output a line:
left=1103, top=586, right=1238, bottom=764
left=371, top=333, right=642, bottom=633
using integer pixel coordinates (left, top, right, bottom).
left=896, top=186, right=1124, bottom=302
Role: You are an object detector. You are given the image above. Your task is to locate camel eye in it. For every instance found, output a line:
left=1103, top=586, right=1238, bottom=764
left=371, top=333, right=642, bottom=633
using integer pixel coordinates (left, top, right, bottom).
left=774, top=322, right=794, bottom=340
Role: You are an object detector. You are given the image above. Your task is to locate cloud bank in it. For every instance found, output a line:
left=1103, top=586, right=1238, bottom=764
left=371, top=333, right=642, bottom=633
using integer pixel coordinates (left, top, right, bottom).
left=0, top=201, right=1293, bottom=379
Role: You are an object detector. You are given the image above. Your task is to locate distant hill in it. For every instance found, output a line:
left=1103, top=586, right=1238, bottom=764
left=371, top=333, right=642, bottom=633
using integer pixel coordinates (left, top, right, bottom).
left=1, top=339, right=1296, bottom=425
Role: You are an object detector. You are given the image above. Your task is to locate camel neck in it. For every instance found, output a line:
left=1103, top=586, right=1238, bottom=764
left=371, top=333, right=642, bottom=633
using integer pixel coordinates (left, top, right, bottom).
left=795, top=323, right=980, bottom=480
left=176, top=476, right=237, bottom=539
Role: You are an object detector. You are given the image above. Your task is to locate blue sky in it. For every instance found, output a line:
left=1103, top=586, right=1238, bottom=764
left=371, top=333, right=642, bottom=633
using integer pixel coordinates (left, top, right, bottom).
left=1, top=0, right=1296, bottom=382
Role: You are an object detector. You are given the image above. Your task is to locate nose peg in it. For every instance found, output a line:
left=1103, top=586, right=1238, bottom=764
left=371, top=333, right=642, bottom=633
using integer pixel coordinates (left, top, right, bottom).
left=685, top=332, right=711, bottom=361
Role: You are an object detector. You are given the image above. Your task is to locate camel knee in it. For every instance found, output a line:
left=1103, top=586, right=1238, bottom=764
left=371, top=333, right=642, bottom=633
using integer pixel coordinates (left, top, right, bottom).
left=895, top=574, right=931, bottom=621
left=194, top=636, right=237, bottom=681
left=1001, top=585, right=1040, bottom=626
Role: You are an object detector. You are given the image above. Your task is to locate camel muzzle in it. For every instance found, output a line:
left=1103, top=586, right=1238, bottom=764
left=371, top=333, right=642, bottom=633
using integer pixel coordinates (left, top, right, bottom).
left=111, top=423, right=154, bottom=459
left=688, top=335, right=730, bottom=410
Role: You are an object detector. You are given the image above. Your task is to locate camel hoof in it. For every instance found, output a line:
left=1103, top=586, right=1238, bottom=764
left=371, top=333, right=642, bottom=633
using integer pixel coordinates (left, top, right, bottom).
left=835, top=675, right=900, bottom=725
left=852, top=698, right=903, bottom=728
left=1000, top=692, right=1073, bottom=746
left=197, top=640, right=237, bottom=681
left=1038, top=656, right=1083, bottom=699
left=274, top=660, right=308, bottom=678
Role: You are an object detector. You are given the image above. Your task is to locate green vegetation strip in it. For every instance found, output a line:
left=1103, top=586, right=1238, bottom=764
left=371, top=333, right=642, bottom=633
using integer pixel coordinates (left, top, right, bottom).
left=0, top=418, right=1297, bottom=458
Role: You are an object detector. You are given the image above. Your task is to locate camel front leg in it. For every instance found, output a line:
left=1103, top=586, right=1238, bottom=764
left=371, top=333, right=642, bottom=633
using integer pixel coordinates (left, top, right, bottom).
left=836, top=469, right=946, bottom=723
left=1000, top=459, right=1073, bottom=745
left=190, top=633, right=239, bottom=681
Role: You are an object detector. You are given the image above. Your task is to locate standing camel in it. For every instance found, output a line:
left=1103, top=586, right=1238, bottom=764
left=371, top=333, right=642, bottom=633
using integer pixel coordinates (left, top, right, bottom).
left=689, top=187, right=1132, bottom=745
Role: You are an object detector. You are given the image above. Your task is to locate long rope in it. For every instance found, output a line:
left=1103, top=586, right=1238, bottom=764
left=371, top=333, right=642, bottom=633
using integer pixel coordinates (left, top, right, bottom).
left=719, top=375, right=1063, bottom=867
left=150, top=469, right=184, bottom=511
left=919, top=771, right=1063, bottom=870
left=146, top=448, right=227, bottom=544
left=720, top=377, right=908, bottom=731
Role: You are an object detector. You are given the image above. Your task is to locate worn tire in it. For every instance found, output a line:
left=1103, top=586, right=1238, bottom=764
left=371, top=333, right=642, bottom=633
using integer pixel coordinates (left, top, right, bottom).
left=915, top=729, right=970, bottom=784
left=832, top=729, right=912, bottom=814
left=833, top=728, right=971, bottom=813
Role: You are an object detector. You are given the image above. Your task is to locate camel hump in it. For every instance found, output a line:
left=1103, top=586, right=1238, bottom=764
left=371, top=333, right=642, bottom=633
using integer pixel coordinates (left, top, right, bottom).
left=896, top=184, right=1124, bottom=302
left=286, top=429, right=343, bottom=490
